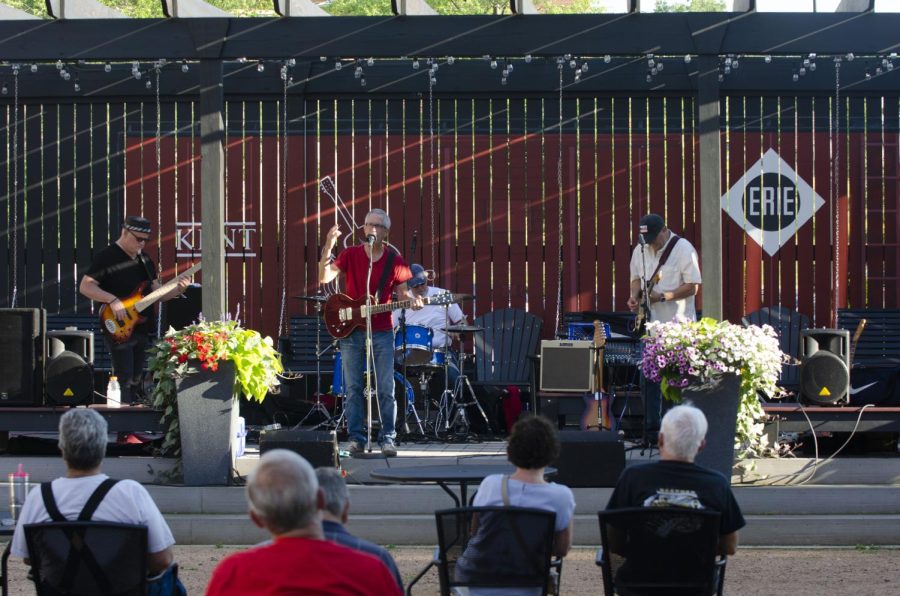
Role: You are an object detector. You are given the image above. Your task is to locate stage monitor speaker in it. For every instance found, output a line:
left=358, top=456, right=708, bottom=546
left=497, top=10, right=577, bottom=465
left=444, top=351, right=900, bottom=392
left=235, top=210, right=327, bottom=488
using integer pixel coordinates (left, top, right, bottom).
left=0, top=308, right=46, bottom=406
left=259, top=429, right=339, bottom=468
left=800, top=328, right=850, bottom=405
left=540, top=340, right=596, bottom=392
left=47, top=329, right=95, bottom=363
left=164, top=284, right=202, bottom=330
left=45, top=350, right=94, bottom=406
left=552, top=431, right=625, bottom=488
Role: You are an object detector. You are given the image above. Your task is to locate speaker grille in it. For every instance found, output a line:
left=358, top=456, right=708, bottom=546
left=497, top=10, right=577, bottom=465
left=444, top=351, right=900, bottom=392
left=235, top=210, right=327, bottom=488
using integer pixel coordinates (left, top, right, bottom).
left=0, top=308, right=46, bottom=406
left=800, top=329, right=850, bottom=405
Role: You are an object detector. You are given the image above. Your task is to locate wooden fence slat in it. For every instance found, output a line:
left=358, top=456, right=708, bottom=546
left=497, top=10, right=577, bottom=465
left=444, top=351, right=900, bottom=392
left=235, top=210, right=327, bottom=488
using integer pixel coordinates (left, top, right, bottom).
left=57, top=104, right=76, bottom=312
left=472, top=98, right=493, bottom=312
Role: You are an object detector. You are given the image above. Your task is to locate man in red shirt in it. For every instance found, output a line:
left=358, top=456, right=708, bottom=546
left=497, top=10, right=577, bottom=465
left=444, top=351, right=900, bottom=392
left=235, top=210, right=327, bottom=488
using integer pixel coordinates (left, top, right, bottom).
left=205, top=449, right=401, bottom=596
left=319, top=209, right=421, bottom=456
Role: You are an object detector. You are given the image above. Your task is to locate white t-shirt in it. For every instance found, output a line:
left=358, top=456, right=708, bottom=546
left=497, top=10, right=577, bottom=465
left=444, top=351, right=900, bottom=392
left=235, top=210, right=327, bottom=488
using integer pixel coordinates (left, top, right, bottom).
left=392, top=285, right=465, bottom=350
left=629, top=234, right=702, bottom=323
left=11, top=473, right=175, bottom=558
left=472, top=474, right=576, bottom=532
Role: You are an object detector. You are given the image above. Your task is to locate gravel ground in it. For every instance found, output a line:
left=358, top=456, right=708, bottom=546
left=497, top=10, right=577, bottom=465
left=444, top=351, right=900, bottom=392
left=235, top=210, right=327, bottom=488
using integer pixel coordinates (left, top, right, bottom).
left=4, top=544, right=898, bottom=594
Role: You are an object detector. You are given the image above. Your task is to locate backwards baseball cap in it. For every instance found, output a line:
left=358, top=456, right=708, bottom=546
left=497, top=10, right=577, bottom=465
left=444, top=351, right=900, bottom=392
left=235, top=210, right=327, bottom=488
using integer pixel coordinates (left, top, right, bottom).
left=408, top=264, right=428, bottom=288
left=123, top=215, right=152, bottom=235
left=639, top=213, right=665, bottom=244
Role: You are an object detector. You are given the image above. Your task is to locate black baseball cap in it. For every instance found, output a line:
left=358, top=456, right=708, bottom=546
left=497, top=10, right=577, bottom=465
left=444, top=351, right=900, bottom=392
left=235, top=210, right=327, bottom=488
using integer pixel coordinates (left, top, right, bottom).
left=123, top=215, right=152, bottom=234
left=639, top=214, right=665, bottom=244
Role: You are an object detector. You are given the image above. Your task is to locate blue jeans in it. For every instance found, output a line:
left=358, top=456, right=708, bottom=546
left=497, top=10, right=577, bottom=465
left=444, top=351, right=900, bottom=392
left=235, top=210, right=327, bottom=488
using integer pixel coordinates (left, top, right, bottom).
left=105, top=331, right=149, bottom=405
left=340, top=329, right=396, bottom=445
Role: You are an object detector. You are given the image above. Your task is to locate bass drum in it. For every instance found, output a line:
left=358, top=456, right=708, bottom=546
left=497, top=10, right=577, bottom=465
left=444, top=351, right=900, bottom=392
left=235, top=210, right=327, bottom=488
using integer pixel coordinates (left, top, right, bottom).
left=332, top=351, right=414, bottom=406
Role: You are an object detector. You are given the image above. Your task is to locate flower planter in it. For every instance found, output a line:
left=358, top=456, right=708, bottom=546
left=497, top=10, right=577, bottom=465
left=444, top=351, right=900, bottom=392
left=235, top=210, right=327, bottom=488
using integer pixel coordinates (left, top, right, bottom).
left=176, top=360, right=238, bottom=486
left=682, top=373, right=741, bottom=481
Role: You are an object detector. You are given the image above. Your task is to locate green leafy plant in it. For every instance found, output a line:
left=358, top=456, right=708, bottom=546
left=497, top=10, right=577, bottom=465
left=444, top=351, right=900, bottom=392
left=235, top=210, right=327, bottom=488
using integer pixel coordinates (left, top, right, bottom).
left=148, top=317, right=283, bottom=456
left=641, top=317, right=786, bottom=458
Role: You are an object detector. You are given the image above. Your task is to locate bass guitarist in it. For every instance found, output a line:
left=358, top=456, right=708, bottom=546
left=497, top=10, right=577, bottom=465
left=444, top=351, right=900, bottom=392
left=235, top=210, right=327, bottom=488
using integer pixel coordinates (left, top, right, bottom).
left=79, top=216, right=189, bottom=405
left=318, top=209, right=422, bottom=457
left=626, top=213, right=702, bottom=446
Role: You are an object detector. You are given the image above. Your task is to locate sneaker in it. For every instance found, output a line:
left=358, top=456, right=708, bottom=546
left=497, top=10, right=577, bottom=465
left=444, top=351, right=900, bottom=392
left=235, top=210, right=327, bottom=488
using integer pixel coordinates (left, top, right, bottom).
left=347, top=442, right=365, bottom=457
left=381, top=440, right=397, bottom=458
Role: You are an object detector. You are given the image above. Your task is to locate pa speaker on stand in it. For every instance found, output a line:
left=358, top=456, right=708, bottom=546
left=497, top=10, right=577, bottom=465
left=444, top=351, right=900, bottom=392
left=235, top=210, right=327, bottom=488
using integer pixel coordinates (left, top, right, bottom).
left=0, top=308, right=46, bottom=406
left=800, top=329, right=850, bottom=405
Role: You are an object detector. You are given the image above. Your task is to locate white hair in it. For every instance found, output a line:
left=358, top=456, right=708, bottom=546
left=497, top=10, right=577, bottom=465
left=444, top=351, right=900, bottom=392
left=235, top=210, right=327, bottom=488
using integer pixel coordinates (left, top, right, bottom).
left=315, top=467, right=349, bottom=517
left=660, top=404, right=708, bottom=461
left=367, top=208, right=391, bottom=230
left=247, top=450, right=319, bottom=534
left=58, top=408, right=108, bottom=470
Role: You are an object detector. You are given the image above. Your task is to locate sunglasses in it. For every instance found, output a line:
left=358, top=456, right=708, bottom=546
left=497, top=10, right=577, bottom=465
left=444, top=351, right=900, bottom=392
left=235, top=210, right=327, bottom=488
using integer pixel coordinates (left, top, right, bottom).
left=128, top=230, right=150, bottom=243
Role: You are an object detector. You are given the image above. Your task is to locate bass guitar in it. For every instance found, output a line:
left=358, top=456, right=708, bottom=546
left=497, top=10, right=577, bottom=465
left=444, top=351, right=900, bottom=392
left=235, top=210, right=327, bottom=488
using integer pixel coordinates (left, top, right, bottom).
left=580, top=320, right=608, bottom=431
left=100, top=263, right=201, bottom=344
left=324, top=291, right=465, bottom=339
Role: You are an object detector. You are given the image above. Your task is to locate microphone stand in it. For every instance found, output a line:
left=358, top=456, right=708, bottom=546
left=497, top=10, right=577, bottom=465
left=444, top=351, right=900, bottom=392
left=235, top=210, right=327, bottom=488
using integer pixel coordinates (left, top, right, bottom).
left=364, top=239, right=377, bottom=454
left=636, top=237, right=655, bottom=455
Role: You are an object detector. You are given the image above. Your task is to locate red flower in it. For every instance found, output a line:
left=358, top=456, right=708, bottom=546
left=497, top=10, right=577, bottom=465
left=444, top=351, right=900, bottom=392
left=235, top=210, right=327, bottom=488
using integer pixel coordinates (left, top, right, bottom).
left=178, top=354, right=188, bottom=363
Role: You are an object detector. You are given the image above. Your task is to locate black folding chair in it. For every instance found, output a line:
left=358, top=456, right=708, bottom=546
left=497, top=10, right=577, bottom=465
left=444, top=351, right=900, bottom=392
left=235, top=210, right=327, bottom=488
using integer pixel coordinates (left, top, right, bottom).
left=596, top=507, right=727, bottom=596
left=407, top=506, right=562, bottom=596
left=24, top=521, right=148, bottom=595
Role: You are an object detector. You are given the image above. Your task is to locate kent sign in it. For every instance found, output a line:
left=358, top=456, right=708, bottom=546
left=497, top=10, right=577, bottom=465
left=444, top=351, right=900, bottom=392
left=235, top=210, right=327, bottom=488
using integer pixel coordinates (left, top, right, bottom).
left=720, top=148, right=825, bottom=257
left=176, top=221, right=258, bottom=258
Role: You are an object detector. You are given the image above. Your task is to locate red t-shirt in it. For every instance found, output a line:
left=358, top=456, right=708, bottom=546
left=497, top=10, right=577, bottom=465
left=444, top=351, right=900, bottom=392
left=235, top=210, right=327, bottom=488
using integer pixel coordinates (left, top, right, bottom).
left=205, top=536, right=401, bottom=596
left=334, top=244, right=412, bottom=332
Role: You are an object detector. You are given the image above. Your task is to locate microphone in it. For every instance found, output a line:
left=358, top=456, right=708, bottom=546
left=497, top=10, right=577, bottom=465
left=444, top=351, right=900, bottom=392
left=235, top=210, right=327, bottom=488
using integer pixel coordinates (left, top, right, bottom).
left=410, top=230, right=417, bottom=254
left=366, top=234, right=376, bottom=246
left=638, top=225, right=648, bottom=246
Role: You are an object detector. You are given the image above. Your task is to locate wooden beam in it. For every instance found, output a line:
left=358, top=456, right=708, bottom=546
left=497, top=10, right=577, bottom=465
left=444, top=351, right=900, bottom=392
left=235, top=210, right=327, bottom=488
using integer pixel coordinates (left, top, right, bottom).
left=46, top=0, right=125, bottom=19
left=273, top=0, right=329, bottom=17
left=162, top=0, right=231, bottom=18
left=697, top=55, right=722, bottom=321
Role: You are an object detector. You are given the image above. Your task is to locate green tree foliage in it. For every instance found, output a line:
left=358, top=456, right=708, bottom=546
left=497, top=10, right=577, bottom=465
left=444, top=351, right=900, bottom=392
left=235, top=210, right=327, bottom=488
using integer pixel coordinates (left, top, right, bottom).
left=654, top=0, right=725, bottom=11
left=4, top=0, right=598, bottom=17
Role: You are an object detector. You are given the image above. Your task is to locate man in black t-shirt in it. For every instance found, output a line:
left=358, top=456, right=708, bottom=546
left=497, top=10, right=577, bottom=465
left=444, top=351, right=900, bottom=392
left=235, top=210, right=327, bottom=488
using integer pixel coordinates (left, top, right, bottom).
left=79, top=216, right=188, bottom=405
left=606, top=404, right=745, bottom=556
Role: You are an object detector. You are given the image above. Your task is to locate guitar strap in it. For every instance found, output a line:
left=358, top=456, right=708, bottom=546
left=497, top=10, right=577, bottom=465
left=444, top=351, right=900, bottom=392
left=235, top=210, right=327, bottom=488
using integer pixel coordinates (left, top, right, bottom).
left=375, top=248, right=397, bottom=303
left=646, top=234, right=680, bottom=292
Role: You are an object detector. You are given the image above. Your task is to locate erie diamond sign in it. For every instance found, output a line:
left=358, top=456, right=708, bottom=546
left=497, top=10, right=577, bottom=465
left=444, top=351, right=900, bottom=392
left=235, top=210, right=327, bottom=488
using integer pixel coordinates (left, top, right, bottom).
left=720, top=148, right=825, bottom=257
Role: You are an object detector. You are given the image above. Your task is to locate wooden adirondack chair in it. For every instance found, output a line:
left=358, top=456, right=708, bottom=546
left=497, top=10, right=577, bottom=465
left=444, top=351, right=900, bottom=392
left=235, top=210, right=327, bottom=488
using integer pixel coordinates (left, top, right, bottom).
left=471, top=308, right=543, bottom=399
left=742, top=306, right=810, bottom=391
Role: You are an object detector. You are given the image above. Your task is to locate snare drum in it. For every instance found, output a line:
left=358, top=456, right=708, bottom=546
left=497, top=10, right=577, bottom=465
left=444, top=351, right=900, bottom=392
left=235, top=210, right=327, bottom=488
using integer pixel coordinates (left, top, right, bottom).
left=429, top=349, right=446, bottom=367
left=394, top=324, right=434, bottom=366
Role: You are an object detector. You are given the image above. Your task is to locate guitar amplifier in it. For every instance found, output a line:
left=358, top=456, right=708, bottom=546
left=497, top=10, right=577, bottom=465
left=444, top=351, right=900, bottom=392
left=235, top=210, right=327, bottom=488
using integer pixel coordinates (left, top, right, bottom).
left=540, top=340, right=597, bottom=392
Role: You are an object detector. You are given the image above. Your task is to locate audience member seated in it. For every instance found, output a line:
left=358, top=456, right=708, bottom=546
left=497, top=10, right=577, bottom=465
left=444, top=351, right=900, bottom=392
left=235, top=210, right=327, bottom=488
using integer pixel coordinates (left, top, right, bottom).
left=10, top=408, right=177, bottom=576
left=606, top=404, right=745, bottom=555
left=205, top=449, right=401, bottom=596
left=455, top=414, right=576, bottom=589
left=316, top=467, right=404, bottom=591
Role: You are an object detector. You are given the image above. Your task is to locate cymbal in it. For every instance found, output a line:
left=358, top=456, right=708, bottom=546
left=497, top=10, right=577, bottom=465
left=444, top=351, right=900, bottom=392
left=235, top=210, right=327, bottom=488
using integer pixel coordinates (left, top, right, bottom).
left=447, top=325, right=484, bottom=333
left=294, top=295, right=327, bottom=303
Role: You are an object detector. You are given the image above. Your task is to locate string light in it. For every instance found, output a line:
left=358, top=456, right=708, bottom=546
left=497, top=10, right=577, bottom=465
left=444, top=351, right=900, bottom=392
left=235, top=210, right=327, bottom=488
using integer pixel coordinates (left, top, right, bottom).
left=182, top=61, right=189, bottom=73
left=104, top=62, right=112, bottom=73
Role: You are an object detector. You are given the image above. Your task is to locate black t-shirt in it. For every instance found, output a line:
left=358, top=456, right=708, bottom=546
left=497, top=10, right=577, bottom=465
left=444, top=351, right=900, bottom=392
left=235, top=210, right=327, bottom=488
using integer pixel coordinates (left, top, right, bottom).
left=606, top=460, right=745, bottom=535
left=85, top=243, right=158, bottom=332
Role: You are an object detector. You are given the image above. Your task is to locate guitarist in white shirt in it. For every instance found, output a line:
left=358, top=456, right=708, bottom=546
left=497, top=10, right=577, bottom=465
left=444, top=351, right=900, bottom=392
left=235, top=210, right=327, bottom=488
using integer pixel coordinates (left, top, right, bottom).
left=79, top=216, right=189, bottom=405
left=319, top=209, right=423, bottom=457
left=626, top=214, right=702, bottom=446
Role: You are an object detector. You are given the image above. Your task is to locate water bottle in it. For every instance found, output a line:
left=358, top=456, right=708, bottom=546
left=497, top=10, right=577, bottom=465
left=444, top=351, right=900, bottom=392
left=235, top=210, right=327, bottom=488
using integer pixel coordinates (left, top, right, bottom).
left=107, top=375, right=121, bottom=408
left=8, top=463, right=30, bottom=521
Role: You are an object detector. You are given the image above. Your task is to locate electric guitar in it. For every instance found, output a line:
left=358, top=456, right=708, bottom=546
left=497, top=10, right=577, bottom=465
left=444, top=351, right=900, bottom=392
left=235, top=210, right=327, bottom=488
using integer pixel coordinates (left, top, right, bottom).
left=99, top=263, right=201, bottom=344
left=631, top=272, right=661, bottom=335
left=324, top=291, right=465, bottom=339
left=580, top=320, right=607, bottom=431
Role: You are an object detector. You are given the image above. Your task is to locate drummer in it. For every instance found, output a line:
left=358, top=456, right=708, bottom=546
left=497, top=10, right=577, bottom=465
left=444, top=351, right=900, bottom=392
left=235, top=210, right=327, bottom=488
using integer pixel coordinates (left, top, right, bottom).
left=393, top=264, right=467, bottom=387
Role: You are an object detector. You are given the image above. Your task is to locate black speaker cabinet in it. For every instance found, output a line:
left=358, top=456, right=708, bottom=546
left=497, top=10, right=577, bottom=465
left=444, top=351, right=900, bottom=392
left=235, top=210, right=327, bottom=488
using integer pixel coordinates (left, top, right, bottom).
left=259, top=429, right=338, bottom=468
left=800, top=328, right=850, bottom=405
left=540, top=340, right=596, bottom=392
left=0, top=308, right=46, bottom=406
left=552, top=431, right=625, bottom=488
left=47, top=329, right=95, bottom=363
left=45, top=350, right=94, bottom=406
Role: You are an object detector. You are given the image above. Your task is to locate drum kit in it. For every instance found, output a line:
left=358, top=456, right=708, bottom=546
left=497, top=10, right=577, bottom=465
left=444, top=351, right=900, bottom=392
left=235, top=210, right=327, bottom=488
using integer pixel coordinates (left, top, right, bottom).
left=293, top=293, right=490, bottom=439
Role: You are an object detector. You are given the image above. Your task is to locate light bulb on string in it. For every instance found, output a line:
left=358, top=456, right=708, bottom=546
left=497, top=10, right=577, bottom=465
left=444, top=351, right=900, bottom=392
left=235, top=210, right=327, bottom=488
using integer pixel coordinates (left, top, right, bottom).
left=134, top=70, right=142, bottom=80
left=56, top=59, right=63, bottom=70
left=366, top=57, right=374, bottom=67
left=490, top=59, right=498, bottom=69
left=447, top=56, right=456, bottom=65
left=684, top=54, right=691, bottom=63
left=581, top=62, right=588, bottom=72
left=657, top=62, right=664, bottom=72
left=524, top=54, right=532, bottom=63
left=63, top=71, right=71, bottom=81
left=412, top=59, right=420, bottom=69
left=74, top=82, right=80, bottom=92
left=30, top=64, right=37, bottom=73
left=104, top=62, right=111, bottom=73
left=335, top=61, right=342, bottom=71
left=182, top=61, right=189, bottom=73
left=257, top=61, right=265, bottom=73
left=146, top=79, right=152, bottom=89
left=764, top=55, right=772, bottom=64
left=1, top=84, right=7, bottom=95
left=603, top=55, right=611, bottom=63
left=360, top=78, right=366, bottom=87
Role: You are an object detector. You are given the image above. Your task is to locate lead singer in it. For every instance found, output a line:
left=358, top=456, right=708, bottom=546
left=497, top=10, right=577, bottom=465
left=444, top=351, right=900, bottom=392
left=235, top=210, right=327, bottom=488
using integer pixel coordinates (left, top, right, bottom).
left=319, top=209, right=422, bottom=457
